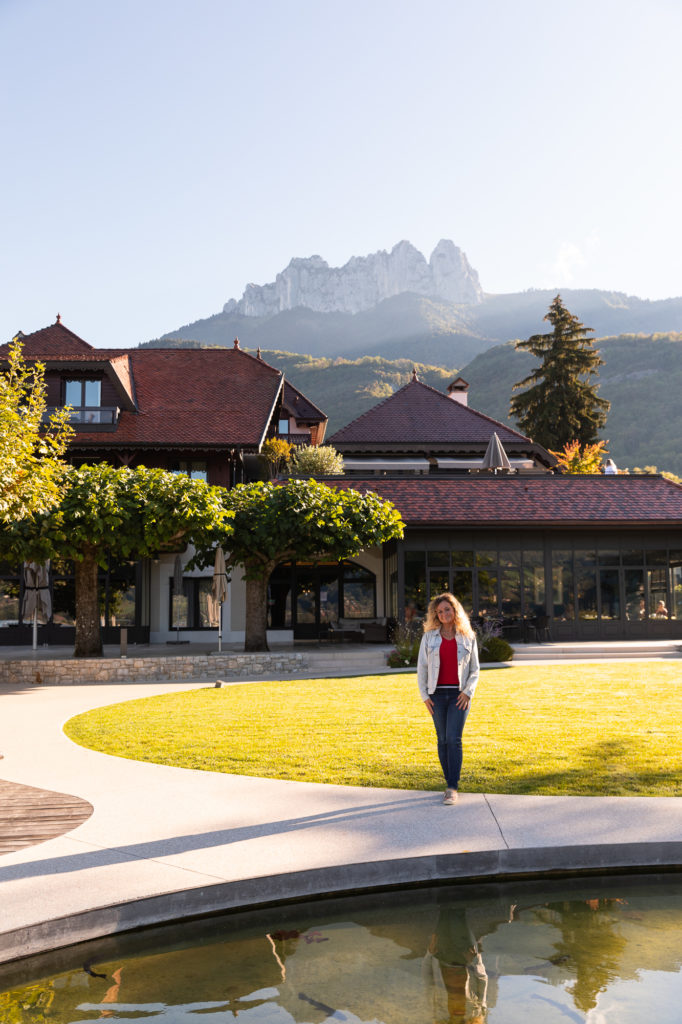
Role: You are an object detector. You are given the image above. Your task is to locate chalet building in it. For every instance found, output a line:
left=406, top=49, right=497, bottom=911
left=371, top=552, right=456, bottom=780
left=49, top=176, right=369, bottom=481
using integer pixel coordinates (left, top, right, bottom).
left=0, top=318, right=326, bottom=646
left=287, top=372, right=682, bottom=644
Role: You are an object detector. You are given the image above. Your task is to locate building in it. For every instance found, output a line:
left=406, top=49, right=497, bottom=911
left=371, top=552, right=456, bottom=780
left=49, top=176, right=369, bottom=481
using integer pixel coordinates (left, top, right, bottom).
left=303, top=372, right=682, bottom=643
left=0, top=318, right=327, bottom=646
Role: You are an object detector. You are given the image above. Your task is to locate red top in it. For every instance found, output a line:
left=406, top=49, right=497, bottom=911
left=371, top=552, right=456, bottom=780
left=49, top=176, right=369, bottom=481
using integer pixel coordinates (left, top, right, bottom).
left=436, top=636, right=460, bottom=687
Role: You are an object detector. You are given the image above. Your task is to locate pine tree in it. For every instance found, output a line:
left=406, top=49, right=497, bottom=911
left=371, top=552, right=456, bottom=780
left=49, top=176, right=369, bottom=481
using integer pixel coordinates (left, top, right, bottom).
left=510, top=295, right=610, bottom=449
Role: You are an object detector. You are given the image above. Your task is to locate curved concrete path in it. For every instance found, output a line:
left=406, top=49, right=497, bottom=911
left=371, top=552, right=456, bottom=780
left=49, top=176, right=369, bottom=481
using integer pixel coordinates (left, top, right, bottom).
left=0, top=675, right=681, bottom=966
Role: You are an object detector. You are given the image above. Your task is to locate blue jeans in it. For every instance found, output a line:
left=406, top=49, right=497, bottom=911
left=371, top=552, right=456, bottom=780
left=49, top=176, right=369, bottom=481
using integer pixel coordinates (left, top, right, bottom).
left=431, top=688, right=469, bottom=789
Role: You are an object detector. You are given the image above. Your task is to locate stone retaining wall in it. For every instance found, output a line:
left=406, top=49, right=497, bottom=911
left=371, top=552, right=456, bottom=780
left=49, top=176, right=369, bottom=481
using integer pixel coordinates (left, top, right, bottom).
left=0, top=652, right=309, bottom=686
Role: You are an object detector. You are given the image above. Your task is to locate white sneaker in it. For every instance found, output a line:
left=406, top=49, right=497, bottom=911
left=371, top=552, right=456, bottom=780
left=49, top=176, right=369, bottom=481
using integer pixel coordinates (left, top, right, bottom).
left=443, top=788, right=458, bottom=805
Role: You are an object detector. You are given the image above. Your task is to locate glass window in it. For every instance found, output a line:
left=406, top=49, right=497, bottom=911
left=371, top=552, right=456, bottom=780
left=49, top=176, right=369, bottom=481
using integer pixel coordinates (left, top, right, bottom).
left=647, top=568, right=668, bottom=618
left=0, top=577, right=20, bottom=627
left=52, top=578, right=76, bottom=626
left=477, top=569, right=498, bottom=615
left=405, top=552, right=426, bottom=618
left=170, top=578, right=188, bottom=629
left=198, top=578, right=220, bottom=628
left=278, top=418, right=289, bottom=434
left=65, top=380, right=81, bottom=405
left=622, top=550, right=644, bottom=566
left=84, top=380, right=101, bottom=407
left=65, top=379, right=101, bottom=407
left=342, top=563, right=374, bottom=619
left=499, top=550, right=521, bottom=569
left=599, top=550, right=620, bottom=565
left=524, top=564, right=545, bottom=617
left=670, top=562, right=682, bottom=621
left=576, top=558, right=598, bottom=620
left=646, top=550, right=667, bottom=566
left=427, top=550, right=449, bottom=567
left=268, top=565, right=292, bottom=629
left=428, top=571, right=451, bottom=601
left=476, top=550, right=496, bottom=567
left=575, top=548, right=597, bottom=566
left=169, top=576, right=220, bottom=629
left=451, top=550, right=474, bottom=566
left=552, top=550, right=574, bottom=621
left=599, top=569, right=621, bottom=620
left=343, top=579, right=372, bottom=618
left=108, top=578, right=136, bottom=626
left=500, top=569, right=521, bottom=617
left=624, top=569, right=646, bottom=621
left=451, top=571, right=473, bottom=613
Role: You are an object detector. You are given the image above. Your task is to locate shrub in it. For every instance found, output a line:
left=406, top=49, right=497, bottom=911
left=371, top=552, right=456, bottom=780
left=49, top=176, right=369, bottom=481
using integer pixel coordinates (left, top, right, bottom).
left=387, top=620, right=422, bottom=667
left=289, top=444, right=344, bottom=476
left=479, top=636, right=514, bottom=663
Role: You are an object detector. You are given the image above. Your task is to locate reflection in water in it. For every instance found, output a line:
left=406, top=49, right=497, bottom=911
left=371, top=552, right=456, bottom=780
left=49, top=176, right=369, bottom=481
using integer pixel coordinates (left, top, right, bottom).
left=1, top=875, right=681, bottom=1023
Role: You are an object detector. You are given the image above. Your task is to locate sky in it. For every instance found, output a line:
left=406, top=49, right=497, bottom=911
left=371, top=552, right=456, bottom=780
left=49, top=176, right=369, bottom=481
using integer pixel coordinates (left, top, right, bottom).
left=2, top=0, right=681, bottom=348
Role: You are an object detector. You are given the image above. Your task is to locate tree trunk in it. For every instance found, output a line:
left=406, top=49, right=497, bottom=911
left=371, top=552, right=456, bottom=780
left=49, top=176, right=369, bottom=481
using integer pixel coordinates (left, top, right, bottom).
left=244, top=573, right=270, bottom=651
left=74, top=546, right=102, bottom=658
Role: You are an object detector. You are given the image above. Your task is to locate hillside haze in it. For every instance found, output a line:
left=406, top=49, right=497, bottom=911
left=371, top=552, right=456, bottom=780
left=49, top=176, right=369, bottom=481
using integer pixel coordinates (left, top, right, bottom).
left=154, top=241, right=682, bottom=364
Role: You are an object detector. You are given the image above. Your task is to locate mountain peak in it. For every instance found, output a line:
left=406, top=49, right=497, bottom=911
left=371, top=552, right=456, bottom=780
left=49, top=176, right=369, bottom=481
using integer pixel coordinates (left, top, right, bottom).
left=223, top=240, right=482, bottom=317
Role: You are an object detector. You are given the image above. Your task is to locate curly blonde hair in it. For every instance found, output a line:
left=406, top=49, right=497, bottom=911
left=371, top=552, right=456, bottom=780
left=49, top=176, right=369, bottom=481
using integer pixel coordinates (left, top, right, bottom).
left=423, top=592, right=474, bottom=637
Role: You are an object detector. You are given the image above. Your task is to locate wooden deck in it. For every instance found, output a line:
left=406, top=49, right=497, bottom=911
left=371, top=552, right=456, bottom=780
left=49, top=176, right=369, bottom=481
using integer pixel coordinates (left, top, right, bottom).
left=0, top=779, right=93, bottom=855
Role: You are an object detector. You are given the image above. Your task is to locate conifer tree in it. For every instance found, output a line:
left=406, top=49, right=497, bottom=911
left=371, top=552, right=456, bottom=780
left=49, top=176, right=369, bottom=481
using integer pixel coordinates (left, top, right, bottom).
left=510, top=295, right=610, bottom=449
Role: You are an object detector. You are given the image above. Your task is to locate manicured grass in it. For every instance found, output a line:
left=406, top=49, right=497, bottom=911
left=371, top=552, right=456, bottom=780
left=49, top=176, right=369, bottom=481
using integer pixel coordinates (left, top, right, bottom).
left=64, top=663, right=682, bottom=796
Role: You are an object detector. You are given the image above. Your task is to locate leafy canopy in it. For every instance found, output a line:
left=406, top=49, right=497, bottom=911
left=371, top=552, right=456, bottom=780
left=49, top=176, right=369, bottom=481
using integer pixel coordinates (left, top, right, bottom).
left=260, top=437, right=293, bottom=477
left=0, top=338, right=73, bottom=523
left=222, top=478, right=404, bottom=578
left=1, top=462, right=232, bottom=567
left=549, top=440, right=609, bottom=474
left=510, top=295, right=610, bottom=449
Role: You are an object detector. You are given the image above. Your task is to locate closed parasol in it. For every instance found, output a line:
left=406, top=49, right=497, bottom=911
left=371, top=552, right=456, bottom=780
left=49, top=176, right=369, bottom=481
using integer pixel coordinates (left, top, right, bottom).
left=22, top=561, right=52, bottom=650
left=481, top=432, right=512, bottom=473
left=212, top=546, right=228, bottom=652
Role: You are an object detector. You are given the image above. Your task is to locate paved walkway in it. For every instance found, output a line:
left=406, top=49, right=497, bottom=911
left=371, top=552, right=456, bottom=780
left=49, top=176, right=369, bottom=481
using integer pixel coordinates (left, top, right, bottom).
left=0, top=657, right=681, bottom=966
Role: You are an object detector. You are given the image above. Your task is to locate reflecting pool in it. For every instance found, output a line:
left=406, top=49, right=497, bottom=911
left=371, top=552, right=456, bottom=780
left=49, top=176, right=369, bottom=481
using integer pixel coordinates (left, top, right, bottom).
left=1, top=874, right=681, bottom=1023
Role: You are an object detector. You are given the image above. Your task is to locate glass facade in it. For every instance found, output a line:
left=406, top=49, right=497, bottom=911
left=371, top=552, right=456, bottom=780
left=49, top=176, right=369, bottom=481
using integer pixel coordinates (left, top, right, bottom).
left=267, top=561, right=377, bottom=635
left=0, top=557, right=149, bottom=644
left=396, top=533, right=682, bottom=640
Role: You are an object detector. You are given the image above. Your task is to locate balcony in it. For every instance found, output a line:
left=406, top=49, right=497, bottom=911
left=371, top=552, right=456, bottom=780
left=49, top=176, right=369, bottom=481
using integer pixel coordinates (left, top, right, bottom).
left=44, top=406, right=120, bottom=429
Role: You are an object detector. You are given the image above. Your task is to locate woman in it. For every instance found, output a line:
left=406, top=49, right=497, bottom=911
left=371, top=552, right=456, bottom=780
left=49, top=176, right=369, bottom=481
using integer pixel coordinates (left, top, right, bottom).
left=417, top=592, right=480, bottom=805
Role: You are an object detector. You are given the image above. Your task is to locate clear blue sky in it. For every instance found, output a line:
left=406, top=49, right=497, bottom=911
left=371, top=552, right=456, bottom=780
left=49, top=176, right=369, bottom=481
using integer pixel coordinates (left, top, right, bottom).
left=2, top=0, right=681, bottom=348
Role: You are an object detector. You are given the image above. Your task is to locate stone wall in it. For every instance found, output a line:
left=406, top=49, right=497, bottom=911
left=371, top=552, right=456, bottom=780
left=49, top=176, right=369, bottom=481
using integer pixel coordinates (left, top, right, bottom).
left=0, top=652, right=309, bottom=686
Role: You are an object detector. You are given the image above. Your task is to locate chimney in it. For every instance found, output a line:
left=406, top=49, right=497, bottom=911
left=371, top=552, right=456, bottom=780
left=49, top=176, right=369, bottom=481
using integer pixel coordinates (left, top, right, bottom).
left=447, top=377, right=469, bottom=406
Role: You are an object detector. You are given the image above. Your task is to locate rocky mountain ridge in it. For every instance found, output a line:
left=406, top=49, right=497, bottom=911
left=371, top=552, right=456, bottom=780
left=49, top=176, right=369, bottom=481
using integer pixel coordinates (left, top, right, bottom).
left=223, top=239, right=483, bottom=316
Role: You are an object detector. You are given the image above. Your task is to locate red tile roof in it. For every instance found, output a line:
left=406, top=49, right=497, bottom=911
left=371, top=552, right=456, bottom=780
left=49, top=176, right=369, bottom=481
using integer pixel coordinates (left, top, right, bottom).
left=329, top=377, right=531, bottom=447
left=328, top=475, right=682, bottom=527
left=1, top=320, right=96, bottom=357
left=3, top=322, right=285, bottom=449
left=76, top=347, right=283, bottom=448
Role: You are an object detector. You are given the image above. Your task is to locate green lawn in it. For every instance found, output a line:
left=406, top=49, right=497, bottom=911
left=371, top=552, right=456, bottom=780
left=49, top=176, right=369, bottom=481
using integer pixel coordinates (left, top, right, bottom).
left=64, top=663, right=682, bottom=796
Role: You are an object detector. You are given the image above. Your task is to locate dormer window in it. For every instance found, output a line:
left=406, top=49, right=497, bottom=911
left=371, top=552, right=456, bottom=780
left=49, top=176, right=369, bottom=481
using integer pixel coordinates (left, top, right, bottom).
left=63, top=378, right=109, bottom=424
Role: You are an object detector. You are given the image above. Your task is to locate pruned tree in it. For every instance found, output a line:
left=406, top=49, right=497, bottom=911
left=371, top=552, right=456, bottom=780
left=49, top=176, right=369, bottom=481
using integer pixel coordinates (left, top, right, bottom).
left=0, top=337, right=73, bottom=523
left=221, top=478, right=404, bottom=650
left=2, top=463, right=232, bottom=657
left=510, top=295, right=610, bottom=449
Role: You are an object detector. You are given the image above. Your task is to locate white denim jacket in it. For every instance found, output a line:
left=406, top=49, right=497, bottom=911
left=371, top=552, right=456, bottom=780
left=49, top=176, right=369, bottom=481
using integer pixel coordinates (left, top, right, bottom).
left=417, top=629, right=480, bottom=702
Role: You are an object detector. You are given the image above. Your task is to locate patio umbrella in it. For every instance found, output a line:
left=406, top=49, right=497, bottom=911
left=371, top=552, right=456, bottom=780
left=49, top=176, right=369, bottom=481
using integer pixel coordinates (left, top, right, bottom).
left=22, top=561, right=52, bottom=651
left=212, top=546, right=228, bottom=652
left=172, top=553, right=184, bottom=643
left=481, top=432, right=512, bottom=473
